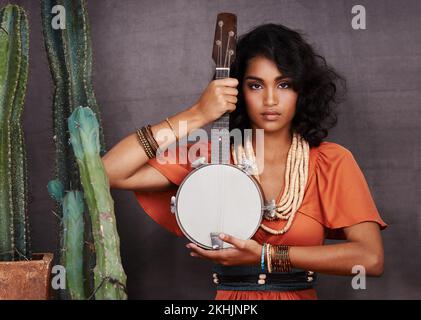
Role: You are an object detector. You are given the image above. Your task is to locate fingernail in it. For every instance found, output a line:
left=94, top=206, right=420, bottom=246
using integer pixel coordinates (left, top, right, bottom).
left=219, top=233, right=225, bottom=239
left=186, top=244, right=190, bottom=249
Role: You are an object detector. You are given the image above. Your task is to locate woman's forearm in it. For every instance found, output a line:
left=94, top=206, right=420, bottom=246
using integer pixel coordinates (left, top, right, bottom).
left=102, top=104, right=206, bottom=184
left=289, top=241, right=384, bottom=277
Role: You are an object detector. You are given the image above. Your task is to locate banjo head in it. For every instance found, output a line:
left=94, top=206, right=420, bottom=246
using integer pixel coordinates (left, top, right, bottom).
left=174, top=164, right=264, bottom=249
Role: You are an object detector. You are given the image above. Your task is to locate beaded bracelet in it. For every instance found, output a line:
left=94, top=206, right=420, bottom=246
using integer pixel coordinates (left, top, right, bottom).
left=136, top=127, right=155, bottom=159
left=141, top=125, right=159, bottom=154
left=260, top=243, right=266, bottom=272
left=146, top=125, right=160, bottom=152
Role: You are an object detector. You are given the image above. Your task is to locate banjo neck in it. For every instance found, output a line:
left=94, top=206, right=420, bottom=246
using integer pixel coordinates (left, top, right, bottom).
left=171, top=13, right=265, bottom=250
left=210, top=13, right=237, bottom=165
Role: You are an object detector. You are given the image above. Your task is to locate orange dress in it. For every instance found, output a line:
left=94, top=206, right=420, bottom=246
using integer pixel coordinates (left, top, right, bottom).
left=134, top=141, right=388, bottom=300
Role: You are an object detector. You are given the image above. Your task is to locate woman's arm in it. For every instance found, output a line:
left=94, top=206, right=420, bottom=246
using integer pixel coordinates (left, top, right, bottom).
left=289, top=221, right=384, bottom=276
left=187, top=221, right=384, bottom=277
left=102, top=106, right=205, bottom=190
left=102, top=78, right=239, bottom=191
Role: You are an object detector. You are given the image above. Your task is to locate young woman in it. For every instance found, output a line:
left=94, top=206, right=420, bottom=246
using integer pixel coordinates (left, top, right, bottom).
left=102, top=24, right=387, bottom=300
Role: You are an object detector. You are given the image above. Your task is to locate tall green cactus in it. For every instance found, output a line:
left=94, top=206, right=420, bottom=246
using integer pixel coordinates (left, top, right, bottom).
left=41, top=0, right=105, bottom=296
left=0, top=4, right=30, bottom=261
left=41, top=0, right=105, bottom=192
left=68, top=107, right=127, bottom=300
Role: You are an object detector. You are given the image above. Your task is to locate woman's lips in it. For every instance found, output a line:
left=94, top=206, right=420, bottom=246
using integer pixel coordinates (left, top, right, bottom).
left=261, top=112, right=280, bottom=121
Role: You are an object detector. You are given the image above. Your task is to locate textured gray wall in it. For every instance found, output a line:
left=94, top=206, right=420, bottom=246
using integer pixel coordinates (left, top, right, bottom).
left=6, top=0, right=421, bottom=299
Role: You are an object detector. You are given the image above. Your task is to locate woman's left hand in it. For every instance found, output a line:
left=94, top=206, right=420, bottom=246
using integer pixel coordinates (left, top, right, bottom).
left=186, top=233, right=262, bottom=266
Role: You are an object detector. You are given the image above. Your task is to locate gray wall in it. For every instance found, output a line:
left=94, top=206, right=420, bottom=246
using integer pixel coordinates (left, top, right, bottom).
left=6, top=0, right=421, bottom=299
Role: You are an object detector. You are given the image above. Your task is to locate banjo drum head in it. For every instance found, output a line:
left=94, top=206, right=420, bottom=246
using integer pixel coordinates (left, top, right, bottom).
left=175, top=164, right=264, bottom=249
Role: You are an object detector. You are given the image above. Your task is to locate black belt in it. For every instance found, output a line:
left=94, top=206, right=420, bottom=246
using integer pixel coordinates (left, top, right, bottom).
left=212, top=265, right=316, bottom=292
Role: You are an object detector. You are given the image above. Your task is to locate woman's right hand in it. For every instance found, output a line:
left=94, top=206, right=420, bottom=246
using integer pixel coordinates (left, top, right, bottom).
left=192, top=78, right=239, bottom=125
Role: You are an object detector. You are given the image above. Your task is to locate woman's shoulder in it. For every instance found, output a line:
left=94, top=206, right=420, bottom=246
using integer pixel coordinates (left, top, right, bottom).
left=303, top=140, right=388, bottom=237
left=311, top=140, right=354, bottom=167
left=308, top=140, right=361, bottom=177
left=313, top=140, right=352, bottom=156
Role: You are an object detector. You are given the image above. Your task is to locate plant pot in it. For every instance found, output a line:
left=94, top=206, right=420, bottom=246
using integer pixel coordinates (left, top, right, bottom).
left=0, top=253, right=54, bottom=300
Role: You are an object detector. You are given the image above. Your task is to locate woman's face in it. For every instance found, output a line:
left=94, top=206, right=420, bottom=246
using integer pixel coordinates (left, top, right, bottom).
left=242, top=56, right=298, bottom=133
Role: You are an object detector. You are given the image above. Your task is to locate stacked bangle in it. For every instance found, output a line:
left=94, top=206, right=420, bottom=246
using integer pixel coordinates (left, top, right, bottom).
left=142, top=125, right=160, bottom=153
left=136, top=125, right=159, bottom=159
left=263, top=244, right=292, bottom=273
left=271, top=245, right=292, bottom=273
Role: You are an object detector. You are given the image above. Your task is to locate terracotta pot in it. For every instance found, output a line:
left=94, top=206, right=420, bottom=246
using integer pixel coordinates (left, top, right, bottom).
left=0, top=253, right=54, bottom=300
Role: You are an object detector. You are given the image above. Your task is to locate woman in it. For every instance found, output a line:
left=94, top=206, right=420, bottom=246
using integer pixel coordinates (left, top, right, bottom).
left=102, top=24, right=387, bottom=300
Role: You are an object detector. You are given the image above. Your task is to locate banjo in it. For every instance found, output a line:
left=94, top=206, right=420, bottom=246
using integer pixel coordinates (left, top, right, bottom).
left=170, top=13, right=273, bottom=250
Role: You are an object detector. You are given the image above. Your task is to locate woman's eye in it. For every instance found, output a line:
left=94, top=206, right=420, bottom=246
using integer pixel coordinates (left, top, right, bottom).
left=278, top=82, right=290, bottom=89
left=248, top=83, right=262, bottom=90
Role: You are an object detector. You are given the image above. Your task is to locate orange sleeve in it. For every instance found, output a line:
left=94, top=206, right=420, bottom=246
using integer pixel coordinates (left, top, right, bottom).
left=314, top=143, right=388, bottom=239
left=133, top=141, right=209, bottom=236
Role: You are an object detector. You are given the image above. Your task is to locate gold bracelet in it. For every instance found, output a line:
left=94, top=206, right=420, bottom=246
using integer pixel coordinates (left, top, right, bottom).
left=165, top=117, right=179, bottom=141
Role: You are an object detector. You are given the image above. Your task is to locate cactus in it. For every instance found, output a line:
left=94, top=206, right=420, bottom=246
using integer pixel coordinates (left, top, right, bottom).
left=41, top=0, right=105, bottom=193
left=47, top=179, right=65, bottom=205
left=62, top=190, right=85, bottom=300
left=68, top=107, right=127, bottom=300
left=0, top=4, right=30, bottom=261
left=41, top=0, right=104, bottom=296
left=48, top=180, right=85, bottom=300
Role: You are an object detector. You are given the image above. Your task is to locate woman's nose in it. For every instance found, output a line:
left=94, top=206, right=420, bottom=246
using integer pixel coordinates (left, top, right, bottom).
left=263, top=87, right=278, bottom=106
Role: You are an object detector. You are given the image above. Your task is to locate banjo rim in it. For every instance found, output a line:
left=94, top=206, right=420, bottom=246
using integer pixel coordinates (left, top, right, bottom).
left=174, top=163, right=265, bottom=249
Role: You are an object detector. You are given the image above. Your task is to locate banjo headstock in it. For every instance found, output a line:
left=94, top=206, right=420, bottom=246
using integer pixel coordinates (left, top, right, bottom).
left=212, top=13, right=237, bottom=78
left=210, top=13, right=237, bottom=165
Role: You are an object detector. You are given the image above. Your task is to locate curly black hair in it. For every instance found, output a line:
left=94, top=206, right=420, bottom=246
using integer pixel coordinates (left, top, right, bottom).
left=229, top=23, right=346, bottom=147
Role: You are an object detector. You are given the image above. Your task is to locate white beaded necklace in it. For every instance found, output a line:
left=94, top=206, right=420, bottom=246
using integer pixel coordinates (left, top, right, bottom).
left=231, top=131, right=310, bottom=235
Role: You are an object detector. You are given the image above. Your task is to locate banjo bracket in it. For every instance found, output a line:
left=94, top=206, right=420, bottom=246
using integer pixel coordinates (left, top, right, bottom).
left=262, top=199, right=278, bottom=220
left=191, top=156, right=207, bottom=168
left=237, top=158, right=255, bottom=175
left=210, top=232, right=224, bottom=250
left=170, top=196, right=176, bottom=214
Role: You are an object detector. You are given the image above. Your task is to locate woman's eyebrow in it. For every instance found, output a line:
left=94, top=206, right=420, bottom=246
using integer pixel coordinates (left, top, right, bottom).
left=244, top=75, right=290, bottom=81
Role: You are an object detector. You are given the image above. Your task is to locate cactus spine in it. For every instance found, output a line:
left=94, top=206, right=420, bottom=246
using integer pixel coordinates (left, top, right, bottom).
left=0, top=4, right=30, bottom=261
left=68, top=107, right=127, bottom=300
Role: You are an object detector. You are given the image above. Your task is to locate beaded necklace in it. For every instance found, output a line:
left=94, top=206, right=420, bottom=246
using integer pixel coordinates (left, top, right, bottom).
left=231, top=131, right=310, bottom=235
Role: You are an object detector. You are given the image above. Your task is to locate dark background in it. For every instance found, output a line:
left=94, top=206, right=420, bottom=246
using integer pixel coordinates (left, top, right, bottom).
left=3, top=0, right=420, bottom=299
